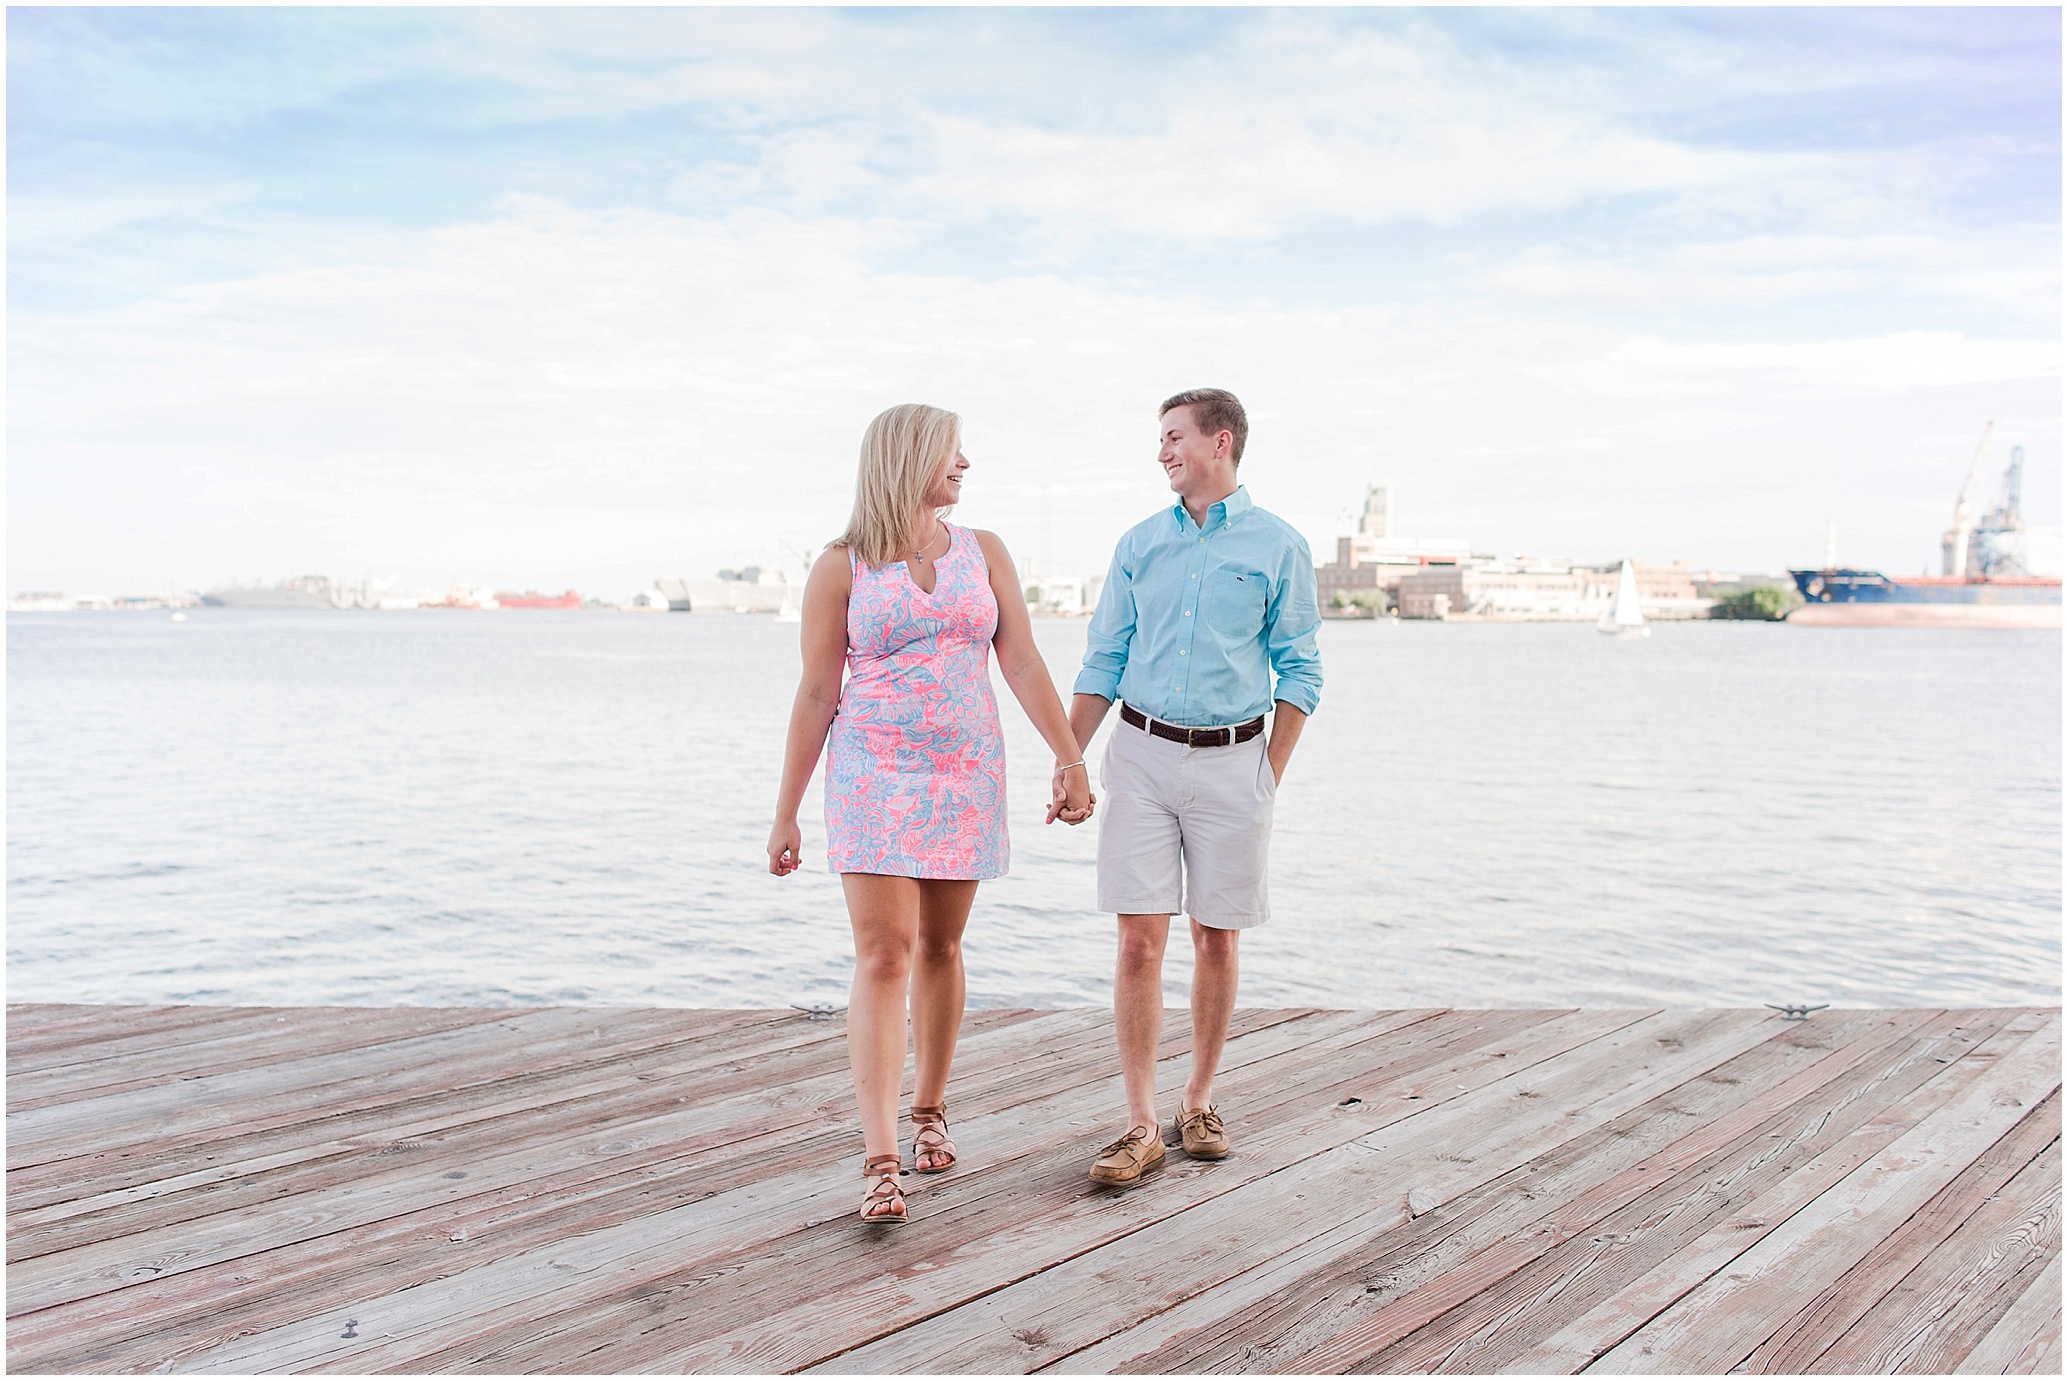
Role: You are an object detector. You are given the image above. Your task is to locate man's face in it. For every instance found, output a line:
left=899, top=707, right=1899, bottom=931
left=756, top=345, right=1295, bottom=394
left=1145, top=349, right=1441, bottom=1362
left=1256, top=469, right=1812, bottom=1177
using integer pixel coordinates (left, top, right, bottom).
left=1158, top=407, right=1235, bottom=496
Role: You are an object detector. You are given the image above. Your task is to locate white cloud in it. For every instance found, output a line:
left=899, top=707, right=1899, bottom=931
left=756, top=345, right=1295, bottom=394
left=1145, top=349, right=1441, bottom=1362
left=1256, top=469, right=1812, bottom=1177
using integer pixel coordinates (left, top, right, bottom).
left=11, top=201, right=2057, bottom=595
left=911, top=103, right=1739, bottom=240
left=1487, top=233, right=2060, bottom=316
left=9, top=12, right=2057, bottom=592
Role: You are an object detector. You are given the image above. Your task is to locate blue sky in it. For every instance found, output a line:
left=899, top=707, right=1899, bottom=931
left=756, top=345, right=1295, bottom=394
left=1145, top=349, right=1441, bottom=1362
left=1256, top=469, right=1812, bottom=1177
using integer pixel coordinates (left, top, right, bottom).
left=9, top=7, right=2060, bottom=593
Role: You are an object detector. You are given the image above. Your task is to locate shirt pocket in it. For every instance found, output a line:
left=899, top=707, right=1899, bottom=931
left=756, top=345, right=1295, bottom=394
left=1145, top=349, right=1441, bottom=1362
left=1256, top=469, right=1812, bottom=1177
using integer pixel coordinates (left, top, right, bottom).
left=1206, top=568, right=1268, bottom=637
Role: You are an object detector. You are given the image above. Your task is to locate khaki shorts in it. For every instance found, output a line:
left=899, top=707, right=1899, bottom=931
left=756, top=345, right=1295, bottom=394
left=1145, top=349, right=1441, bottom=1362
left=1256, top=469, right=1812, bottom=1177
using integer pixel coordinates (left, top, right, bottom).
left=1095, top=715, right=1277, bottom=929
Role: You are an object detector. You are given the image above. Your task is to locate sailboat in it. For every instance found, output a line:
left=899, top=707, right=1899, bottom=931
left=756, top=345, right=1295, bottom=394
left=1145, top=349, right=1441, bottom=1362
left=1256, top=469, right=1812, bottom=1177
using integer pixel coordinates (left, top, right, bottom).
left=1598, top=559, right=1649, bottom=638
left=774, top=589, right=802, bottom=623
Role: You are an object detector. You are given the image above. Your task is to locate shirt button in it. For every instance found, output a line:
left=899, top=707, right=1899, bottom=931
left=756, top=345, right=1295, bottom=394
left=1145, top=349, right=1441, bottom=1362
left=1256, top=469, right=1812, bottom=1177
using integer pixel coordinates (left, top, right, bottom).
left=1184, top=610, right=1191, bottom=617
left=1180, top=649, right=1187, bottom=656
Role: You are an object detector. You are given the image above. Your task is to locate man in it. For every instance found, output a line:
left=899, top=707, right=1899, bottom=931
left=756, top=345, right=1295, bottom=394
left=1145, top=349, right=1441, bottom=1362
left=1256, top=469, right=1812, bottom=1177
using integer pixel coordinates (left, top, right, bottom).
left=1062, top=387, right=1322, bottom=1184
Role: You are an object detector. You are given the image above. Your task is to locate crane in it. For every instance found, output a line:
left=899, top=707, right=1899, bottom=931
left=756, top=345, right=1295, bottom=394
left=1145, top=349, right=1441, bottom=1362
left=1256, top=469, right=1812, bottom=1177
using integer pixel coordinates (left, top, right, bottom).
left=1942, top=420, right=1995, bottom=577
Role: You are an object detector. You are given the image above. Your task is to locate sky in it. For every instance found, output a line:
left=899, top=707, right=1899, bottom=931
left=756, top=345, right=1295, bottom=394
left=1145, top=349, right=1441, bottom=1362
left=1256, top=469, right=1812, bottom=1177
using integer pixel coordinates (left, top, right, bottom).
left=8, top=6, right=2061, bottom=596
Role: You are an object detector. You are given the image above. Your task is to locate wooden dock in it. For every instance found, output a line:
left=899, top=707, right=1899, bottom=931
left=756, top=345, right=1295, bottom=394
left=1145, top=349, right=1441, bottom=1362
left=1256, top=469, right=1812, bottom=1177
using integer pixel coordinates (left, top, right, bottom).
left=6, top=1003, right=2060, bottom=1374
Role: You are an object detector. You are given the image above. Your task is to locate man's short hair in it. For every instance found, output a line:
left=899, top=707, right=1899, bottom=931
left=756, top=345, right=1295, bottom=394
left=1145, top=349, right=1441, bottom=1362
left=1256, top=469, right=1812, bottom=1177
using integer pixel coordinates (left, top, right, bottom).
left=1159, top=388, right=1248, bottom=466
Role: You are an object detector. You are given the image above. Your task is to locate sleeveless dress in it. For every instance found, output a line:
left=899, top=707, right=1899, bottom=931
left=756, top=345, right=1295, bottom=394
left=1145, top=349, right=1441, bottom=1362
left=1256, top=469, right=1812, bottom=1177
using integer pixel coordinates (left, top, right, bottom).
left=824, top=524, right=1009, bottom=879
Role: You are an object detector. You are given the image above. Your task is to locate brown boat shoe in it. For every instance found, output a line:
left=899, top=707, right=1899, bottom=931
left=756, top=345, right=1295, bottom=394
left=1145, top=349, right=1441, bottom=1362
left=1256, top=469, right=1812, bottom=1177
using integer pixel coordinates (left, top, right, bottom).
left=1175, top=1105, right=1230, bottom=1159
left=1088, top=1124, right=1165, bottom=1185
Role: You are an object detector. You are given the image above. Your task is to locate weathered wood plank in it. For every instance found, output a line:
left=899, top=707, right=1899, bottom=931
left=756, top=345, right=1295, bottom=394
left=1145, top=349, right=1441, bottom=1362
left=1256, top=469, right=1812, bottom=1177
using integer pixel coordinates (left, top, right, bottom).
left=4, top=1007, right=1083, bottom=1307
left=6, top=1001, right=963, bottom=1210
left=822, top=1010, right=1785, bottom=1375
left=1583, top=1013, right=2062, bottom=1374
left=3, top=1006, right=868, bottom=1211
left=1805, top=1136, right=2060, bottom=1374
left=5, top=1006, right=279, bottom=1068
left=161, top=1008, right=1523, bottom=1373
left=5, top=1007, right=727, bottom=1166
left=8, top=1006, right=291, bottom=1072
left=1489, top=1010, right=2053, bottom=1375
left=5, top=1005, right=1054, bottom=1221
left=428, top=1012, right=1642, bottom=1374
left=1355, top=1009, right=2030, bottom=1376
left=8, top=1006, right=2053, bottom=1377
left=1737, top=1088, right=2060, bottom=1372
left=1953, top=1254, right=2062, bottom=1376
left=7, top=1005, right=546, bottom=1110
left=5, top=1005, right=921, bottom=1240
left=1076, top=1007, right=1950, bottom=1374
left=6, top=1003, right=128, bottom=1032
left=6, top=1007, right=1310, bottom=1372
left=5, top=1009, right=1092, bottom=1369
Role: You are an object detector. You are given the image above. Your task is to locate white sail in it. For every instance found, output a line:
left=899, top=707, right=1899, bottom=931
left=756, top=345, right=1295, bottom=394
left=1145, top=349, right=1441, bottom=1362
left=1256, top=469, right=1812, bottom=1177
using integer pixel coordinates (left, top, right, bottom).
left=1598, top=559, right=1649, bottom=636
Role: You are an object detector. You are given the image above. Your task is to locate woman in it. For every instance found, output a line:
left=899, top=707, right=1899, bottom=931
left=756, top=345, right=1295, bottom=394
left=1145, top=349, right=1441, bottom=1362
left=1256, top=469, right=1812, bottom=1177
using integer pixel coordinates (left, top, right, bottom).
left=768, top=403, right=1093, bottom=1225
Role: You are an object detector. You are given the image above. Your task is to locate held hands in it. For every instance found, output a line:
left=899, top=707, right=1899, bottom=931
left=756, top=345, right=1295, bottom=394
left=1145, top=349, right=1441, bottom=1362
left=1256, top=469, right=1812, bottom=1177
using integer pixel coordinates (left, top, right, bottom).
left=767, top=818, right=803, bottom=876
left=1047, top=762, right=1095, bottom=826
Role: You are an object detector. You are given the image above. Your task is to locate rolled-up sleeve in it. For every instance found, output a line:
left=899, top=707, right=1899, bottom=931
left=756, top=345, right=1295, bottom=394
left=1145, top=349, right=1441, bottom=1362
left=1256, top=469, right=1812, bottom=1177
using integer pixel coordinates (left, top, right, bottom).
left=1074, top=535, right=1135, bottom=702
left=1265, top=536, right=1323, bottom=714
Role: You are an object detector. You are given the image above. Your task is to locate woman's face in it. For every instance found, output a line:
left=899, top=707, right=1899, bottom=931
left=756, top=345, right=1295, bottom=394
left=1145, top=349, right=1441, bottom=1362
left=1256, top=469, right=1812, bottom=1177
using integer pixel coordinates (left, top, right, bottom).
left=924, top=448, right=970, bottom=509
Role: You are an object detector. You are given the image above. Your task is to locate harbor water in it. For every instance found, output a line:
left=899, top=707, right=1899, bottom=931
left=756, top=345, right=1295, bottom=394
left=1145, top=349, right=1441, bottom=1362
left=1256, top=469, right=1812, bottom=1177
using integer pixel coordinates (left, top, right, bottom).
left=7, top=611, right=2059, bottom=1010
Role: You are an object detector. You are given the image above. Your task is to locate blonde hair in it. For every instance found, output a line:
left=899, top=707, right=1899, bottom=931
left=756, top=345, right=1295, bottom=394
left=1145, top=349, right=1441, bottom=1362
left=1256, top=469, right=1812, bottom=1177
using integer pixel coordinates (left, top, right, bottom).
left=832, top=403, right=962, bottom=568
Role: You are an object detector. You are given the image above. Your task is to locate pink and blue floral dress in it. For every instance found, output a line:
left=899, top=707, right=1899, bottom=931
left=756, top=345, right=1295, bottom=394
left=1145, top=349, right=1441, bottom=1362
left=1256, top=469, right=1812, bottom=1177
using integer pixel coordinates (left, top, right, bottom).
left=825, top=524, right=1008, bottom=879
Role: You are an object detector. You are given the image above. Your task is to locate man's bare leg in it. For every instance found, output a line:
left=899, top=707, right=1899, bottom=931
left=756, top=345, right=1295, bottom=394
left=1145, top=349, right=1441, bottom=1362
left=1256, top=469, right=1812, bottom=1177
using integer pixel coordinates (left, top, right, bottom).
left=1183, top=918, right=1240, bottom=1111
left=1114, top=913, right=1171, bottom=1131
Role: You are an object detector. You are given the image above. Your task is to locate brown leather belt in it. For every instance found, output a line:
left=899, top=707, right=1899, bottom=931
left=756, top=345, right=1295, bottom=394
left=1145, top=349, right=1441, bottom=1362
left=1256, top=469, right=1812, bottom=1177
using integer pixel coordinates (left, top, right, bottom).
left=1119, top=702, right=1265, bottom=748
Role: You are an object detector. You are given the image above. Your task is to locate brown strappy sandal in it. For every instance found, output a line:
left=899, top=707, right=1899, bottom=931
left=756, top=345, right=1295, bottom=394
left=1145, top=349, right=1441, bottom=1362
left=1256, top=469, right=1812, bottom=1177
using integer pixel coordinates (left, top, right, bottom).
left=859, top=1153, right=907, bottom=1224
left=910, top=1102, right=958, bottom=1174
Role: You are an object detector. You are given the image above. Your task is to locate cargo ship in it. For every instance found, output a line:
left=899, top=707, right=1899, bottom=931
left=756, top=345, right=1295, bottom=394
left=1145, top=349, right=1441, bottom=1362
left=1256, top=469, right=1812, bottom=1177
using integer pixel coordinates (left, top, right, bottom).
left=201, top=576, right=356, bottom=609
left=493, top=590, right=581, bottom=609
left=1789, top=427, right=2061, bottom=628
left=1787, top=569, right=2060, bottom=627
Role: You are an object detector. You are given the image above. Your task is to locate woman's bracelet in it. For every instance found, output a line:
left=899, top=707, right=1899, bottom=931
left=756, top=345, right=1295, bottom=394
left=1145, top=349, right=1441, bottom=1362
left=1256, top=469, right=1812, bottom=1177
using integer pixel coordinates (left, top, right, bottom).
left=1056, top=760, right=1085, bottom=772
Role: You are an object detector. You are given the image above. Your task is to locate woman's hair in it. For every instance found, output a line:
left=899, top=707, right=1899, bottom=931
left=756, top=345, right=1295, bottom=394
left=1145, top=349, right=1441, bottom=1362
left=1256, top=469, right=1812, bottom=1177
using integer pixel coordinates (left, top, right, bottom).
left=832, top=403, right=962, bottom=568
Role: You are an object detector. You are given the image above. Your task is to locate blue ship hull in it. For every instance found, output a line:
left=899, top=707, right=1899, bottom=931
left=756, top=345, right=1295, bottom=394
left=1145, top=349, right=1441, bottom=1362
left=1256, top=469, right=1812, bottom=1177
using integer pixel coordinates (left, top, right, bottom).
left=1788, top=569, right=2060, bottom=627
left=1790, top=569, right=2060, bottom=605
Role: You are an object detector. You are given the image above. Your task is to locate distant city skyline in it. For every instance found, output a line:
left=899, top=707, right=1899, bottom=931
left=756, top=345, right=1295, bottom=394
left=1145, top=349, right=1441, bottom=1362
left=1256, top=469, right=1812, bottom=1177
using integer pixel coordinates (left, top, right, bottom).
left=8, top=7, right=2059, bottom=594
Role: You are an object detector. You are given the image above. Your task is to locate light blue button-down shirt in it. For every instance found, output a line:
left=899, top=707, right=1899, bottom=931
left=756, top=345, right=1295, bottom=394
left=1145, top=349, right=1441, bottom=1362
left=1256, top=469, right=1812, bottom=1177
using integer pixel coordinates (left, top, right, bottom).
left=1074, top=486, right=1323, bottom=725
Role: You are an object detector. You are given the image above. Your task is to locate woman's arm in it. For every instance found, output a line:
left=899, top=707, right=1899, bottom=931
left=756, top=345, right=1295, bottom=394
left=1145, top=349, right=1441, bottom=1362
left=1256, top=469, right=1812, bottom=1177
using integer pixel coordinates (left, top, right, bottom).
left=769, top=548, right=853, bottom=874
left=974, top=529, right=1092, bottom=824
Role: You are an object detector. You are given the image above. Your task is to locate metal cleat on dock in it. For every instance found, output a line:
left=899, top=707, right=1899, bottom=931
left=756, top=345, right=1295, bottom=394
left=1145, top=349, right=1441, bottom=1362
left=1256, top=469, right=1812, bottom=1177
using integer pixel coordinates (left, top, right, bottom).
left=1764, top=1002, right=1829, bottom=1020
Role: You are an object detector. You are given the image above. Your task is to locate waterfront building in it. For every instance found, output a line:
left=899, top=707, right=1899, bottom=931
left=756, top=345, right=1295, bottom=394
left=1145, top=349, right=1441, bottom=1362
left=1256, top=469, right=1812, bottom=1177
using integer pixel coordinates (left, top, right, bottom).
left=1396, top=566, right=1466, bottom=619
left=7, top=591, right=200, bottom=612
left=1319, top=484, right=1709, bottom=620
left=1396, top=559, right=1705, bottom=620
left=1315, top=484, right=1474, bottom=608
left=1589, top=561, right=1706, bottom=618
left=1455, top=560, right=1604, bottom=620
left=1021, top=571, right=1105, bottom=615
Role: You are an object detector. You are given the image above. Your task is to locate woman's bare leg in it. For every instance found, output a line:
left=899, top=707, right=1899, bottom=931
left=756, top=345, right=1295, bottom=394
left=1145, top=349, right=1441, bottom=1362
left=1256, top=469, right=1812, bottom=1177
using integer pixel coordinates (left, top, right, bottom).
left=842, top=873, right=921, bottom=1162
left=911, top=879, right=978, bottom=1111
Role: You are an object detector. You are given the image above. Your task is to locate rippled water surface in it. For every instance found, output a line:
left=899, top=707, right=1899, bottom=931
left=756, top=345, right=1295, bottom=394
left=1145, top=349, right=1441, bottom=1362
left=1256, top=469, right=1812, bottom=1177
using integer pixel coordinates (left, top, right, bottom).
left=8, top=610, right=2059, bottom=1009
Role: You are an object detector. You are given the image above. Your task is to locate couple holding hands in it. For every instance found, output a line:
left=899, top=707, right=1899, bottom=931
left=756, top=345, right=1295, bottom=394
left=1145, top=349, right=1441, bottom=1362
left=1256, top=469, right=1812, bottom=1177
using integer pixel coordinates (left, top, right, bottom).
left=769, top=389, right=1323, bottom=1224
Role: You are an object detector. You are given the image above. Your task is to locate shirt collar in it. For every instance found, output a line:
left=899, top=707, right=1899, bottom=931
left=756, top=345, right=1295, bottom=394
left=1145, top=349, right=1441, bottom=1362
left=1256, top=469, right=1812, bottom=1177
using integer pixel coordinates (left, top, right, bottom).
left=1172, top=484, right=1252, bottom=534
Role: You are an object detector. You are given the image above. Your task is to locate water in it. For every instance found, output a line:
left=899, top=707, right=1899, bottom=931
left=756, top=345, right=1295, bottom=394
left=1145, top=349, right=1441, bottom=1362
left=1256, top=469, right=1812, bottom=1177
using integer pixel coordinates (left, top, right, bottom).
left=7, top=611, right=2059, bottom=1010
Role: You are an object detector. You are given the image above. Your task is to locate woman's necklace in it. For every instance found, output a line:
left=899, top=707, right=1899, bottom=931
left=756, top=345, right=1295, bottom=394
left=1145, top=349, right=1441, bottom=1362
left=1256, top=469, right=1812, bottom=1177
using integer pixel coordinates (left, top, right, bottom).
left=912, top=521, right=946, bottom=564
